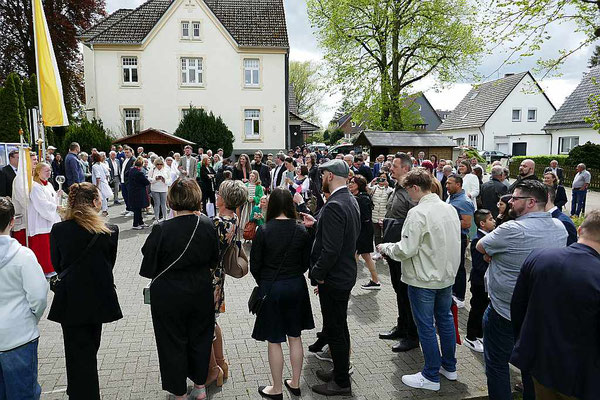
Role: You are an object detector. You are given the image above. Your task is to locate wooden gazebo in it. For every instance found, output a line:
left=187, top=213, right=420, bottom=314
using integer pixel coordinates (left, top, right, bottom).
left=113, top=128, right=195, bottom=156
left=354, top=130, right=457, bottom=161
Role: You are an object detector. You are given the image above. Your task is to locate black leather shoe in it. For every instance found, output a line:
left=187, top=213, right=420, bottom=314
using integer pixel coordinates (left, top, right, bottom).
left=308, top=337, right=327, bottom=353
left=315, top=369, right=333, bottom=382
left=392, top=338, right=419, bottom=352
left=284, top=379, right=301, bottom=396
left=258, top=386, right=283, bottom=400
left=379, top=326, right=402, bottom=340
left=312, top=381, right=351, bottom=396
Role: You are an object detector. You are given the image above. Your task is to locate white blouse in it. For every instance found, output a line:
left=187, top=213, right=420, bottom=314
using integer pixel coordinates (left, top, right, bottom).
left=27, top=181, right=61, bottom=236
left=462, top=173, right=480, bottom=210
left=149, top=166, right=171, bottom=193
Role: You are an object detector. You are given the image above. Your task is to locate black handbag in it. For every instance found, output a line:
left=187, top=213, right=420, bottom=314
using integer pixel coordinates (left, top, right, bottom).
left=49, top=234, right=99, bottom=293
left=248, top=223, right=297, bottom=315
left=382, top=217, right=405, bottom=243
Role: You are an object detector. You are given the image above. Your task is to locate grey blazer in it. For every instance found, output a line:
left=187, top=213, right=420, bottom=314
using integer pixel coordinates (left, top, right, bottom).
left=179, top=156, right=198, bottom=179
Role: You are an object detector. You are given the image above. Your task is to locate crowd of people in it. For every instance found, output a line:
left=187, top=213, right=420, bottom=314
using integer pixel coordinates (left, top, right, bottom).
left=0, top=141, right=598, bottom=400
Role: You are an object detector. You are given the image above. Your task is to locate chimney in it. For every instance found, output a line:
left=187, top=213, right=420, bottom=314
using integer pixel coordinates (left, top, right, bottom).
left=504, top=73, right=514, bottom=77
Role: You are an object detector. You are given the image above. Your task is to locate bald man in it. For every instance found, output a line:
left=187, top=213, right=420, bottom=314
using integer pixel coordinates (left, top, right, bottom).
left=509, top=159, right=539, bottom=192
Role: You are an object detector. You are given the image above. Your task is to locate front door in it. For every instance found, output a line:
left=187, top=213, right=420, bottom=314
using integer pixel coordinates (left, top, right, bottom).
left=512, top=143, right=527, bottom=156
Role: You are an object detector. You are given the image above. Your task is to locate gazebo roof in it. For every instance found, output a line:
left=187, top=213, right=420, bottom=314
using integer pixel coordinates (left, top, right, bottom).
left=113, top=128, right=195, bottom=146
left=355, top=130, right=456, bottom=147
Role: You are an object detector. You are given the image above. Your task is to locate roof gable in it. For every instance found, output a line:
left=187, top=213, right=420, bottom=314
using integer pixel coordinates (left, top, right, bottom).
left=544, top=66, right=600, bottom=130
left=438, top=72, right=553, bottom=131
left=81, top=0, right=289, bottom=48
left=355, top=130, right=456, bottom=148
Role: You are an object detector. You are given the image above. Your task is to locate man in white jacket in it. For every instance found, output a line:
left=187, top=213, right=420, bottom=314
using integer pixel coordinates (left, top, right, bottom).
left=0, top=197, right=49, bottom=400
left=378, top=169, right=461, bottom=392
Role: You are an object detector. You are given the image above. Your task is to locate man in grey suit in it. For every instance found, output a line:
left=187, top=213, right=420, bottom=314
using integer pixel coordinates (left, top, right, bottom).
left=107, top=151, right=121, bottom=204
left=302, top=159, right=360, bottom=396
left=178, top=145, right=198, bottom=179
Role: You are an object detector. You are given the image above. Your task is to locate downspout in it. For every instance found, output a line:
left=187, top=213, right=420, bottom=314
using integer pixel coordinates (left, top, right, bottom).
left=285, top=51, right=290, bottom=150
left=478, top=126, right=485, bottom=150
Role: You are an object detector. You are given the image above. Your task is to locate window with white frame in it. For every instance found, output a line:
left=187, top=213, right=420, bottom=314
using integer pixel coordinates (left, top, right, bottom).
left=181, top=57, right=203, bottom=85
left=559, top=136, right=579, bottom=154
left=181, top=22, right=189, bottom=39
left=512, top=109, right=521, bottom=122
left=122, top=57, right=138, bottom=84
left=244, top=109, right=260, bottom=139
left=527, top=108, right=537, bottom=121
left=468, top=134, right=478, bottom=148
left=124, top=108, right=140, bottom=135
left=192, top=21, right=201, bottom=39
left=455, top=137, right=465, bottom=146
left=244, top=59, right=260, bottom=86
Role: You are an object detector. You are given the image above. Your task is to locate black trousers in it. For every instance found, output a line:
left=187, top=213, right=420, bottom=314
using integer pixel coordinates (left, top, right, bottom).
left=466, top=284, right=489, bottom=340
left=388, top=259, right=418, bottom=341
left=133, top=208, right=143, bottom=227
left=318, top=284, right=351, bottom=388
left=62, top=323, right=102, bottom=400
left=121, top=182, right=130, bottom=211
left=452, top=235, right=469, bottom=301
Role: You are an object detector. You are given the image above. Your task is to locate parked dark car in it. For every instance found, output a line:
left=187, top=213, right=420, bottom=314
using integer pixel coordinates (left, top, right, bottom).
left=329, top=143, right=362, bottom=157
left=479, top=150, right=511, bottom=162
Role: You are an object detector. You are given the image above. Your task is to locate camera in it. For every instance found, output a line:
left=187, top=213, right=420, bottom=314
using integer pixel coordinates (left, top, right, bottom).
left=377, top=178, right=386, bottom=183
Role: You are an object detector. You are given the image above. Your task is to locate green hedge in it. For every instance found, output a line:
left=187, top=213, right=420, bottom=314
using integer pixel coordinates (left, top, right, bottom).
left=510, top=155, right=568, bottom=167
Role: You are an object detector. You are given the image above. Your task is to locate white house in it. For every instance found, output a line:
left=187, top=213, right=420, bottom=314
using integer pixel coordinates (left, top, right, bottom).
left=543, top=66, right=600, bottom=154
left=80, top=0, right=290, bottom=154
left=437, top=72, right=556, bottom=156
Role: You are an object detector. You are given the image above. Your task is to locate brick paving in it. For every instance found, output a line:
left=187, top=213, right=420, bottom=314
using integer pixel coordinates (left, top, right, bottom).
left=36, top=203, right=522, bottom=400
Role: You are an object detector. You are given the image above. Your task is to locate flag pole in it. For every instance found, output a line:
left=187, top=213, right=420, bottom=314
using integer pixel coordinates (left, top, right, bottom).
left=18, top=129, right=29, bottom=248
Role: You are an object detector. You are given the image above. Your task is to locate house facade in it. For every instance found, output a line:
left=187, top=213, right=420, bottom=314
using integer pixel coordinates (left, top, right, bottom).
left=437, top=72, right=556, bottom=156
left=543, top=66, right=600, bottom=154
left=80, top=0, right=289, bottom=154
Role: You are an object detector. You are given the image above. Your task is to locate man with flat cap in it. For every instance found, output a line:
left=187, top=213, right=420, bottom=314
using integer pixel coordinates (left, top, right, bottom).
left=302, top=159, right=360, bottom=396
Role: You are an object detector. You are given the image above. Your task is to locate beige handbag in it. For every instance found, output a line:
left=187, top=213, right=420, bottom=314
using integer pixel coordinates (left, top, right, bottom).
left=223, top=228, right=249, bottom=278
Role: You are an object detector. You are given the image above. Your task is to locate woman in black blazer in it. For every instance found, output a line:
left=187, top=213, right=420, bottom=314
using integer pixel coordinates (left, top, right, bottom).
left=48, top=182, right=122, bottom=400
left=128, top=157, right=150, bottom=229
left=140, top=178, right=220, bottom=400
left=543, top=172, right=568, bottom=211
left=199, top=155, right=216, bottom=210
left=250, top=188, right=314, bottom=399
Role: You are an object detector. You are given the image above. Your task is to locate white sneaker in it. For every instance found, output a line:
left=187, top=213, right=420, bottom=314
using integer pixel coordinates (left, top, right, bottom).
left=348, top=362, right=354, bottom=375
left=464, top=338, right=484, bottom=353
left=439, top=366, right=457, bottom=381
left=315, top=345, right=333, bottom=362
left=401, top=372, right=440, bottom=391
left=125, top=211, right=134, bottom=217
left=132, top=226, right=143, bottom=230
left=372, top=252, right=382, bottom=260
left=452, top=295, right=465, bottom=308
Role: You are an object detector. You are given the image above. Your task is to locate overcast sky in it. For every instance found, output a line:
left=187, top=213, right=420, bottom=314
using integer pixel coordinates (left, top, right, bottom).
left=106, top=0, right=594, bottom=126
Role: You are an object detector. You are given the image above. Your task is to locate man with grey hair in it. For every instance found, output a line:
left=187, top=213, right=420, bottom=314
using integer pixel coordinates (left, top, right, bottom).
left=441, top=164, right=453, bottom=201
left=509, top=159, right=538, bottom=192
left=108, top=150, right=121, bottom=204
left=544, top=159, right=564, bottom=185
left=571, top=163, right=591, bottom=217
left=480, top=166, right=508, bottom=218
left=502, top=168, right=511, bottom=189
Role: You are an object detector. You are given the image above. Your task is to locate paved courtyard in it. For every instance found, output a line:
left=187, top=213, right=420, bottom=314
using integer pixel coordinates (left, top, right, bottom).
left=37, top=191, right=600, bottom=400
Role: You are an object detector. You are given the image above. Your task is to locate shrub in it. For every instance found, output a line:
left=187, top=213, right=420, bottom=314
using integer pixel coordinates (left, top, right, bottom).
left=463, top=148, right=485, bottom=163
left=566, top=142, right=600, bottom=170
left=328, top=128, right=344, bottom=145
left=175, top=107, right=234, bottom=157
left=61, top=119, right=113, bottom=155
left=510, top=155, right=569, bottom=167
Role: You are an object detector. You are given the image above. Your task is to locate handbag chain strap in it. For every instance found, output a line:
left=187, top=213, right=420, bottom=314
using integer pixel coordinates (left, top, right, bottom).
left=150, top=215, right=200, bottom=287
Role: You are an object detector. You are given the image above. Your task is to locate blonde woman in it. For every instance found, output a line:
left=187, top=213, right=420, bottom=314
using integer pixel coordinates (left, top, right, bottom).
left=28, top=162, right=62, bottom=277
left=149, top=157, right=171, bottom=222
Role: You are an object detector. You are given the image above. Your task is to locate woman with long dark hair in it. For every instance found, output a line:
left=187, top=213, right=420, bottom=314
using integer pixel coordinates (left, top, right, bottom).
left=250, top=188, right=314, bottom=399
left=496, top=194, right=514, bottom=226
left=233, top=153, right=252, bottom=183
left=348, top=174, right=380, bottom=289
left=48, top=182, right=122, bottom=400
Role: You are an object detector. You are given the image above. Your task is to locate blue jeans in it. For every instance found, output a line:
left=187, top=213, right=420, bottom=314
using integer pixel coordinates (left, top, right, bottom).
left=0, top=339, right=41, bottom=400
left=483, top=305, right=513, bottom=400
left=571, top=189, right=586, bottom=216
left=407, top=285, right=456, bottom=382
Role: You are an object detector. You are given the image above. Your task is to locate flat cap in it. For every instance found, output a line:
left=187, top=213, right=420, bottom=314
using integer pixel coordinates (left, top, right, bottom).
left=319, top=159, right=349, bottom=178
left=47, top=146, right=57, bottom=150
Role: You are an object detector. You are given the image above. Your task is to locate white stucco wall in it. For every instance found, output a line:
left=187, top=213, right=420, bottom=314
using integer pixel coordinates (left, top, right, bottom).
left=438, top=127, right=482, bottom=148
left=547, top=127, right=600, bottom=154
left=83, top=0, right=287, bottom=152
left=484, top=73, right=556, bottom=155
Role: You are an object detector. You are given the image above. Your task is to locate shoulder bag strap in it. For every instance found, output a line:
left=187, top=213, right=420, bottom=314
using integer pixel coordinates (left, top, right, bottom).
left=55, top=233, right=100, bottom=282
left=263, top=222, right=298, bottom=297
left=150, top=215, right=200, bottom=286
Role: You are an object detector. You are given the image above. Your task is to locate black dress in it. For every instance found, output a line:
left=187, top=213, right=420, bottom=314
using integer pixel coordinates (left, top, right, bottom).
left=355, top=191, right=374, bottom=254
left=250, top=219, right=314, bottom=343
left=140, top=214, right=219, bottom=396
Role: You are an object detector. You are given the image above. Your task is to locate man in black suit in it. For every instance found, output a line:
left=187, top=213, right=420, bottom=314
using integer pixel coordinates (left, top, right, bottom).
left=251, top=150, right=271, bottom=190
left=510, top=210, right=600, bottom=400
left=543, top=160, right=564, bottom=185
left=270, top=153, right=286, bottom=191
left=0, top=150, right=19, bottom=197
left=354, top=155, right=373, bottom=181
left=480, top=166, right=508, bottom=218
left=119, top=147, right=135, bottom=216
left=302, top=159, right=360, bottom=396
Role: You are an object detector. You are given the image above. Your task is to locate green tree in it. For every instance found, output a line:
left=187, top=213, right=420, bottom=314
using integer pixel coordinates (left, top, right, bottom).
left=329, top=128, right=345, bottom=145
left=175, top=108, right=234, bottom=157
left=8, top=73, right=28, bottom=138
left=308, top=0, right=483, bottom=131
left=0, top=76, right=22, bottom=142
left=290, top=61, right=324, bottom=124
left=62, top=119, right=113, bottom=156
left=323, top=130, right=330, bottom=143
left=590, top=45, right=600, bottom=68
left=23, top=74, right=39, bottom=110
left=566, top=141, right=600, bottom=170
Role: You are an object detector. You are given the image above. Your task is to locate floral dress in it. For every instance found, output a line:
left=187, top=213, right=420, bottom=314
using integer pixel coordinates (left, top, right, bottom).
left=211, top=214, right=237, bottom=314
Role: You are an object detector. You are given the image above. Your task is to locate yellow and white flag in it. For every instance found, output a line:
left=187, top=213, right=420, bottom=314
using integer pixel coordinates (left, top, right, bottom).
left=12, top=146, right=33, bottom=233
left=32, top=0, right=68, bottom=127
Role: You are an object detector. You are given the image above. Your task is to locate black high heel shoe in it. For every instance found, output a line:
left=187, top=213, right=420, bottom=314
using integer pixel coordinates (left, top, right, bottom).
left=258, top=386, right=283, bottom=400
left=284, top=379, right=301, bottom=396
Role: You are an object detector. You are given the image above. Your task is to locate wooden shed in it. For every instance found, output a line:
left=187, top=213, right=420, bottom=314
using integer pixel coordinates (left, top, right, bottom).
left=354, top=130, right=457, bottom=161
left=113, top=128, right=195, bottom=157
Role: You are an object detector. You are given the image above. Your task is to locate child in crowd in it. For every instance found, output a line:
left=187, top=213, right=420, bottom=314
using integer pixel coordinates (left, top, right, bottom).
left=465, top=209, right=495, bottom=353
left=0, top=197, right=49, bottom=399
left=250, top=195, right=268, bottom=226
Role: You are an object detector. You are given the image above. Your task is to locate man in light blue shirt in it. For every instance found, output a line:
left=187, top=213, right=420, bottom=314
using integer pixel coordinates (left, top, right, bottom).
left=477, top=180, right=567, bottom=400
